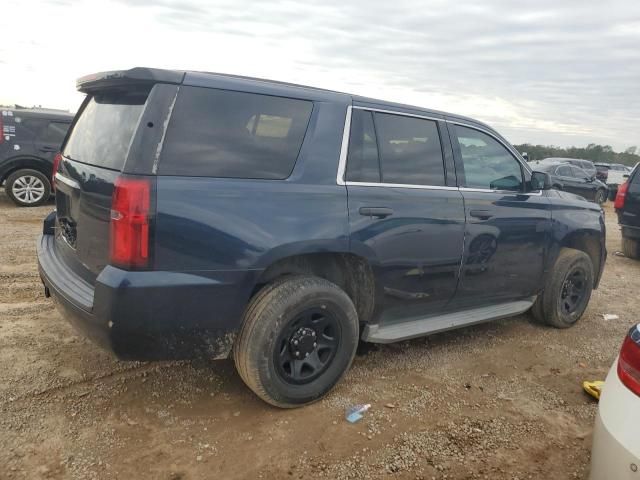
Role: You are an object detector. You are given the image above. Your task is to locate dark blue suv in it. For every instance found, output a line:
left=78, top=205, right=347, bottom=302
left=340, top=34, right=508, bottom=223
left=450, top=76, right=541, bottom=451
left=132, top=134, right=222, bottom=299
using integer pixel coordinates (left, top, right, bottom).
left=38, top=68, right=607, bottom=407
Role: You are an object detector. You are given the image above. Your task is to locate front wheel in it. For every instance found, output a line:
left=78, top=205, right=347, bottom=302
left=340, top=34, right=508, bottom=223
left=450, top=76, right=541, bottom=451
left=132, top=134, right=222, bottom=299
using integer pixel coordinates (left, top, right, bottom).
left=5, top=169, right=51, bottom=207
left=233, top=275, right=359, bottom=408
left=531, top=248, right=594, bottom=328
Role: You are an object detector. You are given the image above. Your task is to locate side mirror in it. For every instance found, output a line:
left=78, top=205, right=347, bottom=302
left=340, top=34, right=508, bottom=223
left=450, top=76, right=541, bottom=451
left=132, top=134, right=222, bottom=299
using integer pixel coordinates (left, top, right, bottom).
left=530, top=171, right=552, bottom=191
left=624, top=174, right=630, bottom=179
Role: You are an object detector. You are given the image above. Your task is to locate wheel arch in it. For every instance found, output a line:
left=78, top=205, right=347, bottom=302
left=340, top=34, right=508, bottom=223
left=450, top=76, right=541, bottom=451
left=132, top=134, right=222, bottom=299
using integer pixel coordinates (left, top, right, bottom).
left=1, top=155, right=52, bottom=185
left=251, top=252, right=377, bottom=324
left=558, top=231, right=603, bottom=288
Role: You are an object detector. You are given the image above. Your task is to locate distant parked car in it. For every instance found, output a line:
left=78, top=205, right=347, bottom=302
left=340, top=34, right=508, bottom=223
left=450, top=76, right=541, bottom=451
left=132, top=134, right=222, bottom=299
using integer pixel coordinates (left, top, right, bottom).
left=614, top=163, right=640, bottom=258
left=1, top=107, right=74, bottom=206
left=531, top=160, right=608, bottom=204
left=595, top=163, right=631, bottom=201
left=589, top=324, right=640, bottom=479
left=594, top=164, right=609, bottom=182
left=544, top=157, right=597, bottom=180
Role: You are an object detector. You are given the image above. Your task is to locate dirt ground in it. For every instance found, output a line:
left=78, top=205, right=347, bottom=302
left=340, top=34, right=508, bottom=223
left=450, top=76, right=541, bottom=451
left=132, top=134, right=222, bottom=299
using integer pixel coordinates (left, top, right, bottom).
left=0, top=191, right=638, bottom=480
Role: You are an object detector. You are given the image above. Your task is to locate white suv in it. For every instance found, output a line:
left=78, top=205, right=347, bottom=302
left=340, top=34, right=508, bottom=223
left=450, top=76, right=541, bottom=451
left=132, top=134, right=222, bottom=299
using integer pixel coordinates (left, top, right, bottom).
left=590, top=324, right=640, bottom=479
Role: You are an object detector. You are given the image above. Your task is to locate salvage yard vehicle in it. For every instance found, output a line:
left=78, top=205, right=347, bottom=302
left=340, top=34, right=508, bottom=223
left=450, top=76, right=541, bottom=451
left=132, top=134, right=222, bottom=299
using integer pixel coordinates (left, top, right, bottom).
left=1, top=107, right=73, bottom=206
left=531, top=159, right=608, bottom=204
left=615, top=163, right=640, bottom=259
left=38, top=68, right=607, bottom=407
left=589, top=324, right=640, bottom=479
left=596, top=162, right=631, bottom=201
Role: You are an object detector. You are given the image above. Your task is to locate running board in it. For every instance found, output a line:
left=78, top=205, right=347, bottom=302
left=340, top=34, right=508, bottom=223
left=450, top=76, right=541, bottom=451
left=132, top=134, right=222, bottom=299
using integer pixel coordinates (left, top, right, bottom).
left=362, top=298, right=535, bottom=344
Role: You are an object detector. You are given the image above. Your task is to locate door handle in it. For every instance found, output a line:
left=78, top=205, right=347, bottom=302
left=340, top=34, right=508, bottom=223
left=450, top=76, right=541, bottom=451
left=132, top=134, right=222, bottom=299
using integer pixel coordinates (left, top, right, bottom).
left=469, top=209, right=493, bottom=220
left=40, top=146, right=58, bottom=152
left=359, top=207, right=394, bottom=219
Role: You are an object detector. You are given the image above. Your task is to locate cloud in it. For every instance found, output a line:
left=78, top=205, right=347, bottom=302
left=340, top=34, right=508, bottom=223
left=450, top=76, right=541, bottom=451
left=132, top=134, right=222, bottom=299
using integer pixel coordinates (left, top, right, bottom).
left=1, top=0, right=639, bottom=149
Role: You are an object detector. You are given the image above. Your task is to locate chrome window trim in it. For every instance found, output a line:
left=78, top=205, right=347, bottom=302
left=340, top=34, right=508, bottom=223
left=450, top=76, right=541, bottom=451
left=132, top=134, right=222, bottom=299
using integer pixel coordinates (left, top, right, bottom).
left=352, top=105, right=443, bottom=122
left=55, top=172, right=80, bottom=189
left=336, top=106, right=543, bottom=196
left=345, top=181, right=458, bottom=191
left=459, top=186, right=543, bottom=196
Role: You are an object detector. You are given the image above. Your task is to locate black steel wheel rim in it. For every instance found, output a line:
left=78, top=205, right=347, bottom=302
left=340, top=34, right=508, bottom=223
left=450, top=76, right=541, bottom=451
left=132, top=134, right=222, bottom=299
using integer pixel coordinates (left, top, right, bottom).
left=560, top=266, right=587, bottom=315
left=274, top=307, right=341, bottom=385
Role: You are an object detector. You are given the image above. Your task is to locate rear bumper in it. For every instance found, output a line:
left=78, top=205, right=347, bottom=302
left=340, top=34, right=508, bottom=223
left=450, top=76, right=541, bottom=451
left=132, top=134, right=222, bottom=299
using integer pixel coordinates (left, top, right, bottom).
left=589, top=361, right=640, bottom=479
left=37, top=233, right=258, bottom=360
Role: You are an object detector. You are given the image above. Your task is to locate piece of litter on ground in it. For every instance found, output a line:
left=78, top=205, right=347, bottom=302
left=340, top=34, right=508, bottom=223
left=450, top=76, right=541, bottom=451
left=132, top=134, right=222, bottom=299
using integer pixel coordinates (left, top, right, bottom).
left=582, top=380, right=605, bottom=400
left=345, top=404, right=371, bottom=423
left=613, top=251, right=625, bottom=257
left=602, top=314, right=619, bottom=321
left=384, top=403, right=396, bottom=409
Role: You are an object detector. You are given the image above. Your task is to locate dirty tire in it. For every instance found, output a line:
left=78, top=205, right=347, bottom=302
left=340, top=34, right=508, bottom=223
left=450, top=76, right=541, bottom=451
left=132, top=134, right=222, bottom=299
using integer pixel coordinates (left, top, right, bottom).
left=233, top=275, right=359, bottom=408
left=531, top=248, right=594, bottom=329
left=6, top=169, right=51, bottom=207
left=622, top=237, right=640, bottom=260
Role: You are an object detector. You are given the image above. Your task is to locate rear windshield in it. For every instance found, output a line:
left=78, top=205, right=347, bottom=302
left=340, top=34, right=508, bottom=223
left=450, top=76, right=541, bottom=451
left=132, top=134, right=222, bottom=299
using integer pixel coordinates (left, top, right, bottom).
left=158, top=86, right=313, bottom=179
left=63, top=91, right=147, bottom=171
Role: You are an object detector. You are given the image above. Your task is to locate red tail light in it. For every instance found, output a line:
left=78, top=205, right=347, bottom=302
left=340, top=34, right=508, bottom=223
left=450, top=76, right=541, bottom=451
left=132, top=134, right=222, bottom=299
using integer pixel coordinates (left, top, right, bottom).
left=617, top=325, right=640, bottom=397
left=52, top=153, right=62, bottom=191
left=614, top=181, right=629, bottom=210
left=110, top=177, right=151, bottom=269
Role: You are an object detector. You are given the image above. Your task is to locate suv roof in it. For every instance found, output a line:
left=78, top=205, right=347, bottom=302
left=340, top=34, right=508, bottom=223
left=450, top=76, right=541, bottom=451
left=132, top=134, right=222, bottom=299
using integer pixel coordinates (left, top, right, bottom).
left=4, top=107, right=74, bottom=121
left=77, top=67, right=496, bottom=135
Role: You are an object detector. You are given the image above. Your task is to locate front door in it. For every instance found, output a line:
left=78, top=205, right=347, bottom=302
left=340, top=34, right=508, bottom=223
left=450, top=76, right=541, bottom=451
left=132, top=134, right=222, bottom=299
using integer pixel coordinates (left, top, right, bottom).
left=345, top=107, right=465, bottom=323
left=449, top=122, right=551, bottom=307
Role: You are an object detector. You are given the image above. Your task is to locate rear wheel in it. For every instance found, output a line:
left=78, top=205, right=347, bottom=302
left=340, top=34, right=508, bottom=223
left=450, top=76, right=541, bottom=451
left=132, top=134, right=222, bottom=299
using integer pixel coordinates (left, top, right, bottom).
left=622, top=237, right=640, bottom=259
left=531, top=248, right=594, bottom=328
left=5, top=169, right=51, bottom=207
left=594, top=189, right=606, bottom=205
left=233, top=275, right=359, bottom=408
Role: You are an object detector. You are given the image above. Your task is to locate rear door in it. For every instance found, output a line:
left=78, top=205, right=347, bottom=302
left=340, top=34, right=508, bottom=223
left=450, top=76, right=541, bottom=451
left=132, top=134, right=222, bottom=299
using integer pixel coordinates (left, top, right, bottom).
left=54, top=87, right=152, bottom=284
left=449, top=122, right=551, bottom=307
left=555, top=165, right=582, bottom=196
left=345, top=107, right=465, bottom=323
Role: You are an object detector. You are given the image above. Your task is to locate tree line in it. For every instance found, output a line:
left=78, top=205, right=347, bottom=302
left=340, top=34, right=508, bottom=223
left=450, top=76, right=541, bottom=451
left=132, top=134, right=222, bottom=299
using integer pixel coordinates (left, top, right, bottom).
left=514, top=143, right=640, bottom=167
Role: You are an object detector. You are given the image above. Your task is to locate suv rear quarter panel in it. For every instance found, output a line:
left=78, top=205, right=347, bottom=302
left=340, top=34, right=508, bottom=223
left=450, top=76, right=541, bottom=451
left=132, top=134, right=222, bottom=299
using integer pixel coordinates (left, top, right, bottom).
left=153, top=97, right=351, bottom=333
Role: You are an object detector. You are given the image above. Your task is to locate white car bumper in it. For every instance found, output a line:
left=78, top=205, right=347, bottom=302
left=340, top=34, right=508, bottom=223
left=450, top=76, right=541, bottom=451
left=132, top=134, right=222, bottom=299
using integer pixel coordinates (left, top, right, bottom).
left=590, top=360, right=640, bottom=479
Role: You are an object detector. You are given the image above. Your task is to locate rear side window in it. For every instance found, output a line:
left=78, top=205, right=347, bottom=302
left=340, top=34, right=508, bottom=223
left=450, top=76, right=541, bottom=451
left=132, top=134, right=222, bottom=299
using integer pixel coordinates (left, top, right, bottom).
left=63, top=91, right=147, bottom=171
left=375, top=113, right=445, bottom=186
left=43, top=122, right=70, bottom=144
left=159, top=87, right=313, bottom=179
left=346, top=110, right=380, bottom=183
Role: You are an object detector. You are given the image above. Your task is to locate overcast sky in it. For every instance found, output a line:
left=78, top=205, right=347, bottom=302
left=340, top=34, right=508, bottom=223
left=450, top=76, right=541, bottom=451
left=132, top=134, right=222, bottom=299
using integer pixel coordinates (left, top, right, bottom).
left=1, top=0, right=639, bottom=150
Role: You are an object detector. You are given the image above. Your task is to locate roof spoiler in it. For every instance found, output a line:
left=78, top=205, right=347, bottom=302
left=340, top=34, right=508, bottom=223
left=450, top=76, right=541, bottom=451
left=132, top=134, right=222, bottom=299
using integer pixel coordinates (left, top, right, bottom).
left=76, top=67, right=185, bottom=93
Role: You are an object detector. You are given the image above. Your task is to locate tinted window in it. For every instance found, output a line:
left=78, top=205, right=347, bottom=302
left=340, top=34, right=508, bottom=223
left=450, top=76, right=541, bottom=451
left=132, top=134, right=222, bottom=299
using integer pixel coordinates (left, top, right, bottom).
left=159, top=87, right=313, bottom=179
left=18, top=118, right=46, bottom=139
left=43, top=122, right=70, bottom=144
left=346, top=110, right=380, bottom=182
left=556, top=166, right=572, bottom=176
left=375, top=113, right=445, bottom=186
left=455, top=126, right=523, bottom=191
left=63, top=91, right=147, bottom=170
